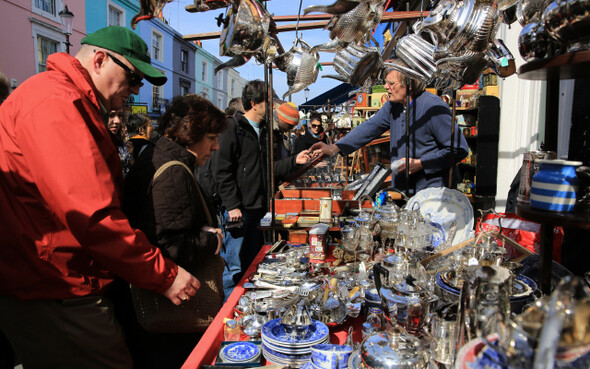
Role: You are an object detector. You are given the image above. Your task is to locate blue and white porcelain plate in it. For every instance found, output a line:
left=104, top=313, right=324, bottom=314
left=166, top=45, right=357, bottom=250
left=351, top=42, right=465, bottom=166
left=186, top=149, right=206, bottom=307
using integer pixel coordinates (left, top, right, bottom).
left=262, top=344, right=311, bottom=366
left=261, top=318, right=329, bottom=347
left=220, top=342, right=261, bottom=363
left=262, top=335, right=329, bottom=355
left=436, top=271, right=536, bottom=301
left=407, top=187, right=474, bottom=246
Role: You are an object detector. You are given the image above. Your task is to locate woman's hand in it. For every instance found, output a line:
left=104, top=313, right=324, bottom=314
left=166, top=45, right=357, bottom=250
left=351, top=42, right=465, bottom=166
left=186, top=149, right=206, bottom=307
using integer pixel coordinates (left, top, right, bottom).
left=202, top=226, right=224, bottom=255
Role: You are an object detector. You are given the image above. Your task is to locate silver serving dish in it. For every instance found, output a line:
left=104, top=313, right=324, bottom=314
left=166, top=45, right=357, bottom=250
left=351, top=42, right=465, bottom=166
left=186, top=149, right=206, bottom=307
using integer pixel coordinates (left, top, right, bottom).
left=360, top=332, right=430, bottom=369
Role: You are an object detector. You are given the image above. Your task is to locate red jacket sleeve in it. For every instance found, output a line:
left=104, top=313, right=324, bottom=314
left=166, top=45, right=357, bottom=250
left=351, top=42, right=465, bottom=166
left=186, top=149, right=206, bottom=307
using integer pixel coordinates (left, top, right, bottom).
left=15, top=95, right=177, bottom=293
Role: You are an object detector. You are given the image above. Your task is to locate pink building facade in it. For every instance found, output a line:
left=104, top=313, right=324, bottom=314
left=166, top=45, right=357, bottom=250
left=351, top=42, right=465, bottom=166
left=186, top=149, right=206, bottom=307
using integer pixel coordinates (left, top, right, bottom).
left=0, top=0, right=85, bottom=90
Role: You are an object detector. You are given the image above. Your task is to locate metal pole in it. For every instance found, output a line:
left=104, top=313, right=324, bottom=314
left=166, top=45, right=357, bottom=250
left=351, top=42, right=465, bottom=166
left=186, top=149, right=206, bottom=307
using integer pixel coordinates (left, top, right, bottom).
left=265, top=62, right=276, bottom=242
left=448, top=89, right=457, bottom=188
left=404, top=2, right=411, bottom=196
left=65, top=34, right=70, bottom=54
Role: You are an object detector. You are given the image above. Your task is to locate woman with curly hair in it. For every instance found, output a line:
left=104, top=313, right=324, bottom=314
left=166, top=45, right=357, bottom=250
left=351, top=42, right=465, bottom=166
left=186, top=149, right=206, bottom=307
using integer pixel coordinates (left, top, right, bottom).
left=120, top=94, right=227, bottom=369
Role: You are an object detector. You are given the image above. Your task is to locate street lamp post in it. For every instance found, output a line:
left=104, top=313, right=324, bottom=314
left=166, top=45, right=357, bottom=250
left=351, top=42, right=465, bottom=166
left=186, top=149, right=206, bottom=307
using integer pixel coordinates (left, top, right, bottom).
left=304, top=87, right=310, bottom=102
left=59, top=5, right=74, bottom=54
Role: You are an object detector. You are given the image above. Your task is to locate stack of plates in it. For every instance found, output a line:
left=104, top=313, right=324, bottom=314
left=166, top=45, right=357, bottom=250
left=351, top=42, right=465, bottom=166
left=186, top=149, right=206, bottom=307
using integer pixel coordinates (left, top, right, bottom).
left=261, top=318, right=330, bottom=367
left=219, top=342, right=261, bottom=364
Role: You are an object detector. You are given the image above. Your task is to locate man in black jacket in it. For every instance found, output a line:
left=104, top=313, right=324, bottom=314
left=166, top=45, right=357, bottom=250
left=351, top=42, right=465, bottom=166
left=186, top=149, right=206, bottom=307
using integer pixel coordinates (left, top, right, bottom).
left=212, top=80, right=311, bottom=297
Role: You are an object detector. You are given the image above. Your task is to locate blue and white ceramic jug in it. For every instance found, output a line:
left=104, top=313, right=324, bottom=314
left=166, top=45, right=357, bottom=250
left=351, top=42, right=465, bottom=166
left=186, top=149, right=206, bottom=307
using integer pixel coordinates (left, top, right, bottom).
left=530, top=159, right=582, bottom=212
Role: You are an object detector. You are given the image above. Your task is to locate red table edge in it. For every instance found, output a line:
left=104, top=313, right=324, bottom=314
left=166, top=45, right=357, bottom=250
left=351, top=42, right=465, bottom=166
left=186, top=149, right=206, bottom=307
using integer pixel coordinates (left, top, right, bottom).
left=181, top=245, right=272, bottom=369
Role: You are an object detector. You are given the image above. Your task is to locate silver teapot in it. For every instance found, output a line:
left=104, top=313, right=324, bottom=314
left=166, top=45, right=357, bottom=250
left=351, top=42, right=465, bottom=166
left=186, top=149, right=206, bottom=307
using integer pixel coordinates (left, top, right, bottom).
left=375, top=202, right=400, bottom=250
left=275, top=38, right=320, bottom=100
left=306, top=0, right=386, bottom=54
left=322, top=40, right=382, bottom=86
left=455, top=265, right=512, bottom=348
left=542, top=0, right=590, bottom=53
left=376, top=273, right=438, bottom=336
left=219, top=0, right=273, bottom=57
left=280, top=305, right=312, bottom=338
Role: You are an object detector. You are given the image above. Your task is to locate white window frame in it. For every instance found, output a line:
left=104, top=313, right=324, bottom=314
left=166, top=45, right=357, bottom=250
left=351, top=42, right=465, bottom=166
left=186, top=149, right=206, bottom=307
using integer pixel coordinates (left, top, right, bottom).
left=31, top=21, right=65, bottom=74
left=181, top=49, right=188, bottom=73
left=201, top=87, right=209, bottom=100
left=152, top=84, right=163, bottom=111
left=218, top=97, right=223, bottom=109
left=217, top=71, right=223, bottom=88
left=230, top=79, right=235, bottom=96
left=31, top=0, right=63, bottom=22
left=107, top=1, right=125, bottom=27
left=202, top=61, right=207, bottom=82
left=151, top=29, right=164, bottom=62
left=152, top=68, right=165, bottom=110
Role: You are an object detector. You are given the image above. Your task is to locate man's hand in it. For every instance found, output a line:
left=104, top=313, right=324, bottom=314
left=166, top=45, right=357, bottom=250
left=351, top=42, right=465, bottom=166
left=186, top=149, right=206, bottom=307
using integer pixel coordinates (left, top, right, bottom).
left=310, top=142, right=340, bottom=157
left=228, top=208, right=242, bottom=222
left=396, top=158, right=423, bottom=175
left=295, top=149, right=313, bottom=165
left=163, top=266, right=200, bottom=305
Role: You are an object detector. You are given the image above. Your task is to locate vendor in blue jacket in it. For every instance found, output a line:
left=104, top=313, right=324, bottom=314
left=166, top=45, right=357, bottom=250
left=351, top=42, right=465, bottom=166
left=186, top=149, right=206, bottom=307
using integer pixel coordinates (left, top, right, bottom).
left=311, top=64, right=469, bottom=194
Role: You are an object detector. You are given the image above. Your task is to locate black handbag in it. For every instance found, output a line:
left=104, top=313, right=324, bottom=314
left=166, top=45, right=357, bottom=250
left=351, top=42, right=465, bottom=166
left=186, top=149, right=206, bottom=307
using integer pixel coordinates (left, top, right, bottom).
left=130, top=160, right=224, bottom=333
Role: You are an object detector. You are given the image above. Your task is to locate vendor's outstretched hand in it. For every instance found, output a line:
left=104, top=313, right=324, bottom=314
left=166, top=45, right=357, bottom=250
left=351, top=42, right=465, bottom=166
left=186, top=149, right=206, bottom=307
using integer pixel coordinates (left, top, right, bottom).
left=163, top=266, right=200, bottom=305
left=310, top=142, right=340, bottom=157
left=295, top=149, right=313, bottom=165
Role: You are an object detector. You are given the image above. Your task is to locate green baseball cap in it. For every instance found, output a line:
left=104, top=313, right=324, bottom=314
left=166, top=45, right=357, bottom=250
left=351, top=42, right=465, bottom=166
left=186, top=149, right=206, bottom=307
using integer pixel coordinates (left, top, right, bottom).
left=81, top=26, right=167, bottom=86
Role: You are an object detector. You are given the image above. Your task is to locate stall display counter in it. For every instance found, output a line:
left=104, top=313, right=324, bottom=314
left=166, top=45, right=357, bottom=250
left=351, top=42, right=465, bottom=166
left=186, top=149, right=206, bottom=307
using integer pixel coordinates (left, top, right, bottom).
left=181, top=245, right=363, bottom=369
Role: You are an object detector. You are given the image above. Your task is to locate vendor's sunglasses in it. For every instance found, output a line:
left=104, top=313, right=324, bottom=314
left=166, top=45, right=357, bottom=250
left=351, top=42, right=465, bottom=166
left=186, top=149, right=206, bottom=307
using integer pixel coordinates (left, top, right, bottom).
left=105, top=52, right=144, bottom=88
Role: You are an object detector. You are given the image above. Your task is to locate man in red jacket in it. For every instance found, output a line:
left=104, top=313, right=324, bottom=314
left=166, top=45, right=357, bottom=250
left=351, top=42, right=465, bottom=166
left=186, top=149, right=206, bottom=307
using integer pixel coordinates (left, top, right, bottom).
left=0, top=26, right=199, bottom=369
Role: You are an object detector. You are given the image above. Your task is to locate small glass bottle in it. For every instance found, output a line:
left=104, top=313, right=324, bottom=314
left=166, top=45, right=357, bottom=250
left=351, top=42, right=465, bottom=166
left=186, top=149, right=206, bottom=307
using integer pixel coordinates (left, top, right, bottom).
left=365, top=306, right=383, bottom=329
left=224, top=319, right=241, bottom=341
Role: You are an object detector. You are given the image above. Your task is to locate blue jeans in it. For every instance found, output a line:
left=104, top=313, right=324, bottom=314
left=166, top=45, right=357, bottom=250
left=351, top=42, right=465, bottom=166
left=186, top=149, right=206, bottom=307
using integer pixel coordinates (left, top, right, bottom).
left=219, top=208, right=265, bottom=299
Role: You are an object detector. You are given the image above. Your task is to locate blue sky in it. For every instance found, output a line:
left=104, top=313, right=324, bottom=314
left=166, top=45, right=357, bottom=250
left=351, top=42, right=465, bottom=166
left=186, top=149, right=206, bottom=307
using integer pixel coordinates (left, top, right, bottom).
left=165, top=0, right=347, bottom=107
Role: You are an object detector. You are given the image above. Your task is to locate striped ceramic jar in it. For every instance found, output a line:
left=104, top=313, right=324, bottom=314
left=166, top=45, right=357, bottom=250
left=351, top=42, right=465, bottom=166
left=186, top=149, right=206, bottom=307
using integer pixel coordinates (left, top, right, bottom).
left=530, top=159, right=582, bottom=212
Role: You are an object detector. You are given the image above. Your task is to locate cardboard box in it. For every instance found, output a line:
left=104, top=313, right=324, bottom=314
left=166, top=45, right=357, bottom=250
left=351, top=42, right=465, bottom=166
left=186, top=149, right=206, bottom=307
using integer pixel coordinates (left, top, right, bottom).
left=371, top=92, right=388, bottom=107
left=482, top=85, right=499, bottom=97
left=355, top=93, right=369, bottom=107
left=456, top=89, right=478, bottom=108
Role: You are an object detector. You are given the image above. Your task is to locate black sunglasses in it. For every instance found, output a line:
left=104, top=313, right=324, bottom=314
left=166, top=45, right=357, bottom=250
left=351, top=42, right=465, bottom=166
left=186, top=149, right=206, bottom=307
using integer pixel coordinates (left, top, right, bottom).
left=106, top=52, right=144, bottom=88
left=311, top=124, right=322, bottom=128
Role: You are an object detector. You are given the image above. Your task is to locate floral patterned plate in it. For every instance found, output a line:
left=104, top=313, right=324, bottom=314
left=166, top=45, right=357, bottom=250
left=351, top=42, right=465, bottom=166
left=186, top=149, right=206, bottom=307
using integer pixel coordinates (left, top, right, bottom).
left=407, top=187, right=474, bottom=246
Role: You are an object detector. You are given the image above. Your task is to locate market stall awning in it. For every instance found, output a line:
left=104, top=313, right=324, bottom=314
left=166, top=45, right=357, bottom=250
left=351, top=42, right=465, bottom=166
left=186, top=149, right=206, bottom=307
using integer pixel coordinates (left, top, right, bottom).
left=299, top=83, right=359, bottom=111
